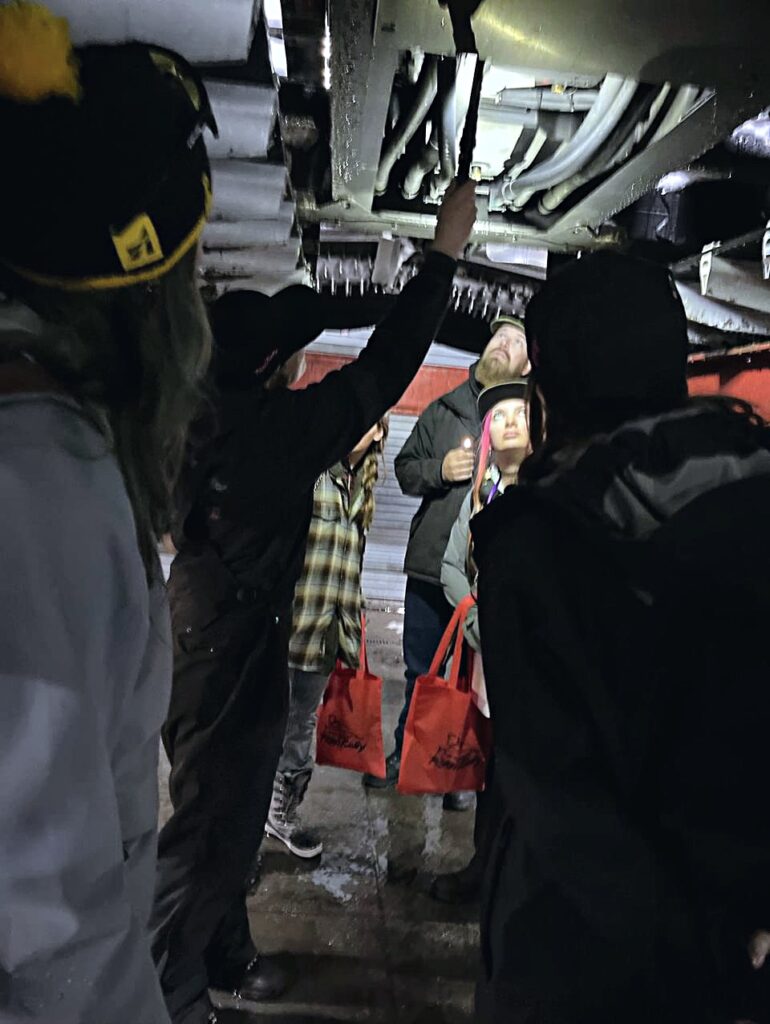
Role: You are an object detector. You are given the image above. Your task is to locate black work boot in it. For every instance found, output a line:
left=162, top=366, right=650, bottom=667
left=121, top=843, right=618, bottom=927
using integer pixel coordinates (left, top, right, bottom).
left=442, top=791, right=475, bottom=812
left=430, top=855, right=484, bottom=904
left=174, top=992, right=219, bottom=1024
left=209, top=954, right=288, bottom=1012
left=363, top=749, right=400, bottom=789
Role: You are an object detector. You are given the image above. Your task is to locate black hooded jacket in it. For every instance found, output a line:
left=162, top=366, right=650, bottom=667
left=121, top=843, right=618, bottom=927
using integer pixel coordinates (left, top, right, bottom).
left=394, top=363, right=482, bottom=585
left=171, top=251, right=456, bottom=613
left=472, top=401, right=770, bottom=1023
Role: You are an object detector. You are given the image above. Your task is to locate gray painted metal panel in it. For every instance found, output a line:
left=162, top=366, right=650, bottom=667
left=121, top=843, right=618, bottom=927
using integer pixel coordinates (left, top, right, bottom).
left=375, top=0, right=770, bottom=89
left=49, top=0, right=260, bottom=62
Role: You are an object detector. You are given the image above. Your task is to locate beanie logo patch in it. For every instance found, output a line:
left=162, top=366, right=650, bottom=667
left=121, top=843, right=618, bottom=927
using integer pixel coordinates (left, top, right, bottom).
left=111, top=214, right=164, bottom=272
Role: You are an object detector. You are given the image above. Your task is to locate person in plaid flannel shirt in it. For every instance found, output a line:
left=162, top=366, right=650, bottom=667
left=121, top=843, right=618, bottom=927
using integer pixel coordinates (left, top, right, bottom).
left=266, top=417, right=389, bottom=858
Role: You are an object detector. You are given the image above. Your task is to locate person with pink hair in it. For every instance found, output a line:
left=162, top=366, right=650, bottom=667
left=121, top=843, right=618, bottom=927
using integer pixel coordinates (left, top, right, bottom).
left=431, top=379, right=529, bottom=904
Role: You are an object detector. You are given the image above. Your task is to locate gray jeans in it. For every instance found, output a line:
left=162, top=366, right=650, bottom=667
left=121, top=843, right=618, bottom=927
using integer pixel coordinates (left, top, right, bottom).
left=276, top=667, right=329, bottom=778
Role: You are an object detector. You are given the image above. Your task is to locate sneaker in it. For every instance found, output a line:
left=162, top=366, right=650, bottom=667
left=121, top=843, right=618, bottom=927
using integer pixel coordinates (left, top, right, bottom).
left=265, top=773, right=323, bottom=859
left=442, top=791, right=475, bottom=812
left=363, top=749, right=400, bottom=789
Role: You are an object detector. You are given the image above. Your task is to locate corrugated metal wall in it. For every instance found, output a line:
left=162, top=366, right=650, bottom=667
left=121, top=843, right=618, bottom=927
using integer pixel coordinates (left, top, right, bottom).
left=362, top=413, right=418, bottom=606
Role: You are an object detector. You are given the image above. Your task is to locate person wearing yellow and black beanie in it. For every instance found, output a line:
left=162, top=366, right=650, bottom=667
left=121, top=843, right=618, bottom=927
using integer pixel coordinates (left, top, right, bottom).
left=0, top=4, right=214, bottom=1023
left=0, top=5, right=215, bottom=291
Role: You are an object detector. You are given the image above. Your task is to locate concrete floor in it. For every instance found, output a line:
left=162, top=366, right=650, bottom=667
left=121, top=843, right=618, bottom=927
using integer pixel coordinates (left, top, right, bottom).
left=159, top=605, right=479, bottom=1024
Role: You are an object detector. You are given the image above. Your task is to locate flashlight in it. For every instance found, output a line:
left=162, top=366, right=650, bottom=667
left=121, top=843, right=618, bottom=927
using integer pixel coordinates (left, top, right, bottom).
left=461, top=437, right=473, bottom=450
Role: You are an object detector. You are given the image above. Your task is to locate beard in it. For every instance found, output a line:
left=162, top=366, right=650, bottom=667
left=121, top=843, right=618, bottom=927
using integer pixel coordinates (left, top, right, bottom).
left=476, top=350, right=525, bottom=387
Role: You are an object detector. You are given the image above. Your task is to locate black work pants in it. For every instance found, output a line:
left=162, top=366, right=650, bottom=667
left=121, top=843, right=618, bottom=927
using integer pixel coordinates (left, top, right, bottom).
left=467, top=754, right=501, bottom=877
left=151, top=590, right=290, bottom=1023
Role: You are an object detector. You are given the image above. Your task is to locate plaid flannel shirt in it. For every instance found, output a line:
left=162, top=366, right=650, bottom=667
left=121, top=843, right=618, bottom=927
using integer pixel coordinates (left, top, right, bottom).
left=288, top=462, right=365, bottom=673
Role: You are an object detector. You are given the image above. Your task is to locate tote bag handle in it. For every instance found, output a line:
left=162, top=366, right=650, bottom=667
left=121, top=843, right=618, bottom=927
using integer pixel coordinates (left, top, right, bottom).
left=355, top=613, right=369, bottom=679
left=427, top=594, right=476, bottom=688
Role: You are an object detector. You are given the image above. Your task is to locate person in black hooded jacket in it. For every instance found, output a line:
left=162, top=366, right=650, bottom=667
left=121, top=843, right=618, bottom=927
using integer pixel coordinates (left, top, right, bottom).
left=472, top=253, right=770, bottom=1024
left=150, top=183, right=476, bottom=1024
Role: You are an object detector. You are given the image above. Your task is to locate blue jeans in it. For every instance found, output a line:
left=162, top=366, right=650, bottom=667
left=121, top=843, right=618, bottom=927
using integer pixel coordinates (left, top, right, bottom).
left=394, top=577, right=453, bottom=753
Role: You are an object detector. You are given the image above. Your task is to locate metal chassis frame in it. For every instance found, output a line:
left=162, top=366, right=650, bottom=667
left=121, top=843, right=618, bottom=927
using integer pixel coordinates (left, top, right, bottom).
left=306, top=0, right=770, bottom=252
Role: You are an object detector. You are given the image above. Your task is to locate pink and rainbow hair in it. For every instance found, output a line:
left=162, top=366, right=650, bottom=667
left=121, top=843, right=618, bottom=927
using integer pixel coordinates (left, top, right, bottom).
left=471, top=412, right=494, bottom=513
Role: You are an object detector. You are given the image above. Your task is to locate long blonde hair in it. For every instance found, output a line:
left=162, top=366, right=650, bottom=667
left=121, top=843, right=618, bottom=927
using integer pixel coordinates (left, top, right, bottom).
left=356, top=415, right=389, bottom=532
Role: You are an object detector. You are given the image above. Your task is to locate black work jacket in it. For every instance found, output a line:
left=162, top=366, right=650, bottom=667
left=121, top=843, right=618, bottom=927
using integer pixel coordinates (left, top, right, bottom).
left=394, top=364, right=481, bottom=585
left=472, top=403, right=770, bottom=1024
left=172, top=252, right=455, bottom=615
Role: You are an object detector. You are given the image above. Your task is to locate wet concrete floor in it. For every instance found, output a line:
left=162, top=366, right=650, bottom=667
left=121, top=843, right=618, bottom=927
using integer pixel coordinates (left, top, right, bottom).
left=159, top=605, right=478, bottom=1023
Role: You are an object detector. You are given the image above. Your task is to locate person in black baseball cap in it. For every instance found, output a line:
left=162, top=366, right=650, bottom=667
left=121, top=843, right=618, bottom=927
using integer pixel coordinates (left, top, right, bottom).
left=0, top=4, right=215, bottom=1023
left=208, top=285, right=328, bottom=388
left=151, top=182, right=478, bottom=1022
left=472, top=252, right=770, bottom=1023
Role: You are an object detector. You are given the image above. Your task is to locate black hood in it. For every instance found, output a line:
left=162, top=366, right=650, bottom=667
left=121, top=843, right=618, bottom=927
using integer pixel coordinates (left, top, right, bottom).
left=526, top=252, right=688, bottom=435
left=528, top=402, right=770, bottom=541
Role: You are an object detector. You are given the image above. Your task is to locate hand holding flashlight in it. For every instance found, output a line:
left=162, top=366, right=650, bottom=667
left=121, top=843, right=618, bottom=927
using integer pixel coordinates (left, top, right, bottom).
left=442, top=441, right=475, bottom=483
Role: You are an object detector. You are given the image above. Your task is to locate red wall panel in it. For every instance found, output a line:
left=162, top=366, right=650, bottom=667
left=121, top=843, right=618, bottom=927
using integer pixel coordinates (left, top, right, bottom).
left=298, top=348, right=770, bottom=419
left=295, top=353, right=468, bottom=415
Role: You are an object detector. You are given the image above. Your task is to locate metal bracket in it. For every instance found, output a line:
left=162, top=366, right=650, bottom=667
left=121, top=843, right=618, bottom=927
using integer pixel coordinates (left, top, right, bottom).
left=699, top=240, right=719, bottom=296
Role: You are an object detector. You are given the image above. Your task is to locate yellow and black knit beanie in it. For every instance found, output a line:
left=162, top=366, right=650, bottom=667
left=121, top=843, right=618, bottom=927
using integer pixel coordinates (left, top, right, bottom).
left=0, top=1, right=217, bottom=290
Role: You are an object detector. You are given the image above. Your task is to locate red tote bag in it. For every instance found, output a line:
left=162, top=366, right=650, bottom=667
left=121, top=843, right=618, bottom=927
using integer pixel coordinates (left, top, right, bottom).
left=315, top=617, right=386, bottom=778
left=398, top=594, right=491, bottom=795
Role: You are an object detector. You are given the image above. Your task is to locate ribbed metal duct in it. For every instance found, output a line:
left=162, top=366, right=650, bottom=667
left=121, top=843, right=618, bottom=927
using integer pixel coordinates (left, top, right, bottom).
left=205, top=81, right=277, bottom=160
left=203, top=241, right=301, bottom=277
left=48, top=0, right=261, bottom=62
left=209, top=160, right=286, bottom=221
left=203, top=204, right=295, bottom=248
left=699, top=254, right=770, bottom=315
left=213, top=268, right=311, bottom=296
left=677, top=283, right=770, bottom=336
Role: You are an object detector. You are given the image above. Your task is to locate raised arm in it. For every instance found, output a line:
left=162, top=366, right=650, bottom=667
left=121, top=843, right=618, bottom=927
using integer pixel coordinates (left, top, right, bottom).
left=273, top=183, right=477, bottom=489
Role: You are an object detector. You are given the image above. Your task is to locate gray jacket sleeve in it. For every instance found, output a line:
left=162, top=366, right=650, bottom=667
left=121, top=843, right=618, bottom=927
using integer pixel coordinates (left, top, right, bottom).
left=440, top=496, right=481, bottom=651
left=0, top=432, right=168, bottom=1022
left=394, top=404, right=448, bottom=498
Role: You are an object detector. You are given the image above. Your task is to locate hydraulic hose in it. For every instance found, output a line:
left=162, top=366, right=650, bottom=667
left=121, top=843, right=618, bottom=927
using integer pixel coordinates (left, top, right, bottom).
left=539, top=83, right=665, bottom=213
left=648, top=84, right=701, bottom=144
left=434, top=58, right=459, bottom=195
left=374, top=56, right=439, bottom=196
left=402, top=125, right=441, bottom=199
left=494, top=87, right=599, bottom=113
left=508, top=138, right=568, bottom=211
left=501, top=75, right=638, bottom=202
